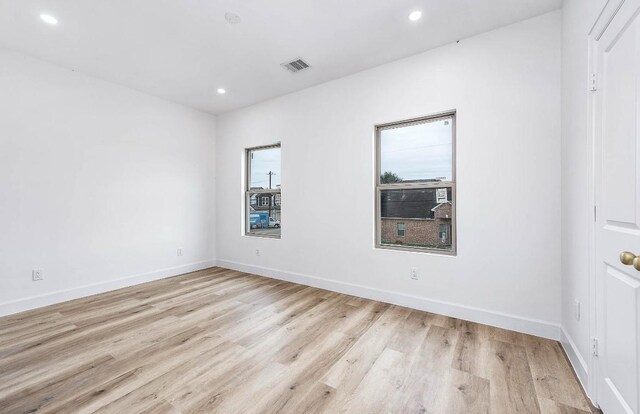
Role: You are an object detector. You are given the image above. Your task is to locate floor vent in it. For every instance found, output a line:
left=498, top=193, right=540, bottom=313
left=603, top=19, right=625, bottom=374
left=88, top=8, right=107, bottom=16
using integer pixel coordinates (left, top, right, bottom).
left=281, top=58, right=310, bottom=73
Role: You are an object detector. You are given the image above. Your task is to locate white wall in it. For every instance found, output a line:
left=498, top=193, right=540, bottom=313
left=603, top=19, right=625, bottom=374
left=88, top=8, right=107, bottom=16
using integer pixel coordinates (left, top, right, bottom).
left=0, top=49, right=217, bottom=315
left=216, top=11, right=562, bottom=337
left=560, top=0, right=593, bottom=390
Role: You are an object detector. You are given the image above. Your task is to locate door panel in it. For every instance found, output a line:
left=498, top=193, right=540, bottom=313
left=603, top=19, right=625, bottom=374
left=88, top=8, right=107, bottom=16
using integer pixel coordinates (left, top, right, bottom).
left=594, top=0, right=640, bottom=412
left=603, top=266, right=640, bottom=413
left=603, top=17, right=638, bottom=226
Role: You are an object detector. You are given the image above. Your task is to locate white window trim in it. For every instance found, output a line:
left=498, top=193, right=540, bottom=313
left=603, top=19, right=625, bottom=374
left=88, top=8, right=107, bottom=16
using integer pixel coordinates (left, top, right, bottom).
left=245, top=143, right=281, bottom=239
left=374, top=111, right=457, bottom=255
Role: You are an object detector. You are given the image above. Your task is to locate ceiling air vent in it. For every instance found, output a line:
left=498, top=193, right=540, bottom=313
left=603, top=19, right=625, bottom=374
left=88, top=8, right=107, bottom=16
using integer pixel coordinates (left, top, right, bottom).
left=281, top=58, right=310, bottom=73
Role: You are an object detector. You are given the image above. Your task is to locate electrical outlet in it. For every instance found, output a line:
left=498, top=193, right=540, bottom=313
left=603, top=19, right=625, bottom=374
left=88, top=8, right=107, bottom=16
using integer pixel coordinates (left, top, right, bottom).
left=255, top=249, right=260, bottom=257
left=32, top=269, right=43, bottom=281
left=177, top=248, right=183, bottom=257
left=410, top=267, right=419, bottom=280
left=574, top=300, right=581, bottom=321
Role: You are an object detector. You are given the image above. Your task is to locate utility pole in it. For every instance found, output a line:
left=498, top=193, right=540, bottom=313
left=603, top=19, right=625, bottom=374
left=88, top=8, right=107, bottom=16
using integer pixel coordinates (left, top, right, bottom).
left=266, top=171, right=276, bottom=222
left=266, top=171, right=276, bottom=189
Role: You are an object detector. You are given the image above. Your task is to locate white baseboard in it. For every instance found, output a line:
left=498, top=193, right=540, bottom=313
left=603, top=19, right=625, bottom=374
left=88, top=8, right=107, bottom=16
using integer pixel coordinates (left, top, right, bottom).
left=560, top=328, right=592, bottom=400
left=217, top=259, right=562, bottom=341
left=0, top=259, right=218, bottom=317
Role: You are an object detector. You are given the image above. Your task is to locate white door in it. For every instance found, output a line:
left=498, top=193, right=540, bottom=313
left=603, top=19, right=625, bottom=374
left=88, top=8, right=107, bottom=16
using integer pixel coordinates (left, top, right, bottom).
left=593, top=0, right=640, bottom=413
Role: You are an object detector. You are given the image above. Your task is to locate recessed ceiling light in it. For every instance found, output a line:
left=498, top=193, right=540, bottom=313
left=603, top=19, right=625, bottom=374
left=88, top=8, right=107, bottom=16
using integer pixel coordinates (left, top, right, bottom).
left=408, top=10, right=422, bottom=21
left=217, top=88, right=226, bottom=95
left=40, top=14, right=58, bottom=25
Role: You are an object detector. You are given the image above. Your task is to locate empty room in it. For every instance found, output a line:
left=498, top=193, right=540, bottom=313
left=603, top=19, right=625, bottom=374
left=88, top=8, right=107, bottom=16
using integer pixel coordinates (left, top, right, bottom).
left=1, top=0, right=638, bottom=413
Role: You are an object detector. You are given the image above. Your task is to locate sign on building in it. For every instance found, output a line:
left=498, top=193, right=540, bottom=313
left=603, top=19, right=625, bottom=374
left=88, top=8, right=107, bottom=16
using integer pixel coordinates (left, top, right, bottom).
left=436, top=188, right=448, bottom=203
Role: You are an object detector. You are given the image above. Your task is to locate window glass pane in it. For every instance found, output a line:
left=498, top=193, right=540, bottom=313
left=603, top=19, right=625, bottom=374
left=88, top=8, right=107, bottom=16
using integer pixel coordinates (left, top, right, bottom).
left=247, top=191, right=281, bottom=237
left=380, top=187, right=453, bottom=251
left=249, top=147, right=281, bottom=190
left=380, top=117, right=452, bottom=183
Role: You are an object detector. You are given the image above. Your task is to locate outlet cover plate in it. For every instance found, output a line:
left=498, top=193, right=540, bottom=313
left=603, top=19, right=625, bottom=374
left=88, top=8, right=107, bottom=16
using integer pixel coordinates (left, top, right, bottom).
left=32, top=269, right=43, bottom=281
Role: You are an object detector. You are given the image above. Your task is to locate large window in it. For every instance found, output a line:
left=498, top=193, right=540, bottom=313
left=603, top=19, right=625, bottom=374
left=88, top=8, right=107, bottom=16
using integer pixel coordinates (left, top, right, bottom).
left=375, top=112, right=456, bottom=254
left=246, top=144, right=281, bottom=238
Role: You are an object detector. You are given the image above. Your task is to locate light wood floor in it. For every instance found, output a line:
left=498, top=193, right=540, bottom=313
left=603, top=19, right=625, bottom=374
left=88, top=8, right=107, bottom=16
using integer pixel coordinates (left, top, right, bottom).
left=0, top=267, right=598, bottom=414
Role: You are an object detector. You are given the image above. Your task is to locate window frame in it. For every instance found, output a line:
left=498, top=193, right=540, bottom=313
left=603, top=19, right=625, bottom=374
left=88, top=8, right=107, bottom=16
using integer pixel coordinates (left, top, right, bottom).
left=374, top=111, right=457, bottom=255
left=245, top=143, right=281, bottom=239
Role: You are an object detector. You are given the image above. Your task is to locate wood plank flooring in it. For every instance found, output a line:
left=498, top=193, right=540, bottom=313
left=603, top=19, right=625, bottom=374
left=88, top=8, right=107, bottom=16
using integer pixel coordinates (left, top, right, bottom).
left=0, top=267, right=598, bottom=414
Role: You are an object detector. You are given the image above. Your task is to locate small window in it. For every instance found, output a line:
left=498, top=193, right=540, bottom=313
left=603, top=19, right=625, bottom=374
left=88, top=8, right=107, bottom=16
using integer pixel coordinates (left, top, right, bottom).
left=376, top=112, right=456, bottom=254
left=246, top=144, right=281, bottom=238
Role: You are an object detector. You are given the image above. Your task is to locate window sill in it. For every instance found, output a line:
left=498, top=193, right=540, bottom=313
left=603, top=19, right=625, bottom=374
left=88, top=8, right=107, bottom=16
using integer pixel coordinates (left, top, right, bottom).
left=244, top=233, right=281, bottom=239
left=375, top=244, right=456, bottom=256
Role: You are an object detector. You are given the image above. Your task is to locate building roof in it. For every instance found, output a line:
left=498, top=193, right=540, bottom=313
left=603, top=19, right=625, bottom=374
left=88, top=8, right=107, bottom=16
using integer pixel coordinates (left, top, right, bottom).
left=252, top=205, right=281, bottom=212
left=381, top=188, right=452, bottom=219
left=431, top=202, right=452, bottom=212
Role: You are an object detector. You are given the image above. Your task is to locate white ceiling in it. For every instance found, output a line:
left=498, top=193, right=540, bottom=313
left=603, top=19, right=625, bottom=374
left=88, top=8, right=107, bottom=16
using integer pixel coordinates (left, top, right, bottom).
left=0, top=0, right=561, bottom=115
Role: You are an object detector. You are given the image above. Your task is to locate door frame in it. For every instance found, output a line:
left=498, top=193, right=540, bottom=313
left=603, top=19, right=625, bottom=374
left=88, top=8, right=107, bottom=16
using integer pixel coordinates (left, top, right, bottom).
left=587, top=0, right=614, bottom=404
left=587, top=28, right=598, bottom=404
